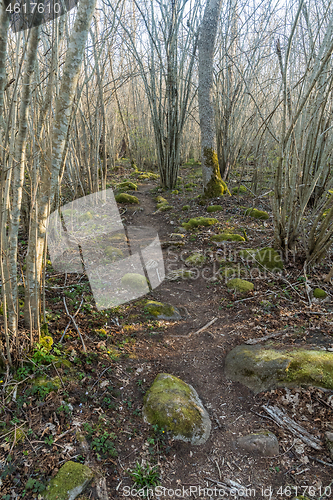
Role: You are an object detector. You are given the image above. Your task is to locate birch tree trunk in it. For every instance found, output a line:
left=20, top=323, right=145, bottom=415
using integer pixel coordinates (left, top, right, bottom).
left=24, top=0, right=97, bottom=328
left=199, top=0, right=229, bottom=197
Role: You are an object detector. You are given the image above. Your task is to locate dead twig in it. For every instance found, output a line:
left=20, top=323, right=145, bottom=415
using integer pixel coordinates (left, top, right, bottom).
left=170, top=317, right=217, bottom=339
left=62, top=296, right=86, bottom=351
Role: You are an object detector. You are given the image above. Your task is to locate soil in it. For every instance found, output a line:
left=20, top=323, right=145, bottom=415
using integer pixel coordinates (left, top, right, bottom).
left=1, top=162, right=333, bottom=500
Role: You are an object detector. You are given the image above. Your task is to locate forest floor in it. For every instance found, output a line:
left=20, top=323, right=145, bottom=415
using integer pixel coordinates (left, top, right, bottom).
left=1, top=160, right=333, bottom=500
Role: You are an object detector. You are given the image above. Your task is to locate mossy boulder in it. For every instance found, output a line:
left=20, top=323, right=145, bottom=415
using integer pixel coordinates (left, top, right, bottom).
left=44, top=461, right=93, bottom=500
left=155, top=196, right=168, bottom=204
left=211, top=233, right=245, bottom=242
left=121, top=273, right=149, bottom=292
left=254, top=247, right=283, bottom=271
left=232, top=185, right=247, bottom=195
left=115, top=193, right=139, bottom=204
left=182, top=217, right=218, bottom=230
left=182, top=205, right=190, bottom=211
left=244, top=208, right=269, bottom=220
left=207, top=205, right=223, bottom=213
left=143, top=373, right=211, bottom=445
left=137, top=172, right=159, bottom=180
left=227, top=278, right=254, bottom=294
left=116, top=181, right=137, bottom=192
left=202, top=148, right=231, bottom=197
left=145, top=301, right=181, bottom=320
left=104, top=246, right=124, bottom=261
left=239, top=248, right=257, bottom=259
left=313, top=288, right=327, bottom=299
left=225, top=344, right=333, bottom=393
left=185, top=253, right=205, bottom=267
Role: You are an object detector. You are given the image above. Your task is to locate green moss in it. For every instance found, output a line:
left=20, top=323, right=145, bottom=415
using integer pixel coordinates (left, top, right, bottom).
left=157, top=204, right=174, bottom=212
left=78, top=211, right=94, bottom=222
left=255, top=247, right=284, bottom=271
left=143, top=373, right=210, bottom=445
left=8, top=427, right=26, bottom=445
left=182, top=217, right=218, bottom=230
left=144, top=300, right=178, bottom=319
left=155, top=196, right=168, bottom=203
left=211, top=233, right=245, bottom=242
left=167, top=269, right=194, bottom=280
left=239, top=248, right=257, bottom=259
left=207, top=205, right=223, bottom=213
left=244, top=207, right=269, bottom=220
left=45, top=461, right=94, bottom=500
left=313, top=288, right=327, bottom=299
left=116, top=181, right=138, bottom=192
left=203, top=148, right=231, bottom=198
left=137, top=172, right=159, bottom=180
left=182, top=205, right=190, bottom=211
left=109, top=232, right=127, bottom=242
left=39, top=336, right=53, bottom=352
left=227, top=278, right=254, bottom=294
left=104, top=246, right=124, bottom=261
left=185, top=253, right=205, bottom=266
left=171, top=190, right=179, bottom=194
left=284, top=350, right=333, bottom=388
left=232, top=185, right=247, bottom=194
left=115, top=193, right=139, bottom=204
left=121, top=273, right=149, bottom=292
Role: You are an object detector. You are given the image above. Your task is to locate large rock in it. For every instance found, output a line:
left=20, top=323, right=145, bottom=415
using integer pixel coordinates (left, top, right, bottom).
left=44, top=461, right=93, bottom=500
left=144, top=300, right=181, bottom=320
left=225, top=344, right=333, bottom=393
left=143, top=373, right=211, bottom=445
left=236, top=430, right=279, bottom=457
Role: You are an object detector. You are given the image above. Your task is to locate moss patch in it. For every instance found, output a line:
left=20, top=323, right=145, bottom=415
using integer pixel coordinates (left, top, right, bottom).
left=104, top=246, right=124, bottom=261
left=143, top=373, right=211, bottom=445
left=44, top=461, right=93, bottom=500
left=157, top=204, right=174, bottom=212
left=182, top=217, right=218, bottom=230
left=225, top=344, right=333, bottom=393
left=182, top=205, right=190, bottom=211
left=144, top=301, right=181, bottom=320
left=121, top=273, right=149, bottom=292
left=255, top=247, right=284, bottom=271
left=185, top=253, right=205, bottom=267
left=244, top=208, right=269, bottom=220
left=203, top=148, right=231, bottom=197
left=116, top=181, right=137, bottom=192
left=313, top=288, right=327, bottom=299
left=167, top=269, right=195, bottom=280
left=232, top=185, right=247, bottom=194
left=207, top=205, right=223, bottom=213
left=227, top=278, right=254, bottom=294
left=211, top=233, right=245, bottom=242
left=115, top=193, right=139, bottom=204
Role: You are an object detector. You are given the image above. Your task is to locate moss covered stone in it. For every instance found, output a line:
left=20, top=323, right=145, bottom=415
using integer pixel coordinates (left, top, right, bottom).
left=44, top=461, right=93, bottom=500
left=203, top=148, right=231, bottom=198
left=244, top=207, right=269, bottom=220
left=225, top=344, right=333, bottom=393
left=255, top=247, right=284, bottom=271
left=185, top=253, right=205, bottom=267
left=121, top=273, right=149, bottom=293
left=239, top=248, right=257, bottom=259
left=207, top=205, right=223, bottom=213
left=115, top=193, right=139, bottom=204
left=157, top=204, right=174, bottom=212
left=155, top=196, right=168, bottom=204
left=104, top=246, right=123, bottom=261
left=227, top=278, right=254, bottom=294
left=137, top=172, right=159, bottom=180
left=182, top=205, right=190, bottom=211
left=232, top=185, right=247, bottom=194
left=116, top=181, right=137, bottom=192
left=143, top=373, right=211, bottom=445
left=313, top=288, right=327, bottom=299
left=182, top=217, right=218, bottom=230
left=211, top=233, right=245, bottom=242
left=145, top=300, right=181, bottom=320
left=167, top=269, right=195, bottom=280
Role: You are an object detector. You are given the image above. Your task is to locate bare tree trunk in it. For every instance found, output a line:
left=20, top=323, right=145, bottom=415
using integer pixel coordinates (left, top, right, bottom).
left=198, top=0, right=229, bottom=197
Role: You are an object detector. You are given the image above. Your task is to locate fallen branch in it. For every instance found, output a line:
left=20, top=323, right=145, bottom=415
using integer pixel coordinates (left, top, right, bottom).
left=245, top=329, right=291, bottom=345
left=171, top=317, right=217, bottom=339
left=262, top=405, right=322, bottom=450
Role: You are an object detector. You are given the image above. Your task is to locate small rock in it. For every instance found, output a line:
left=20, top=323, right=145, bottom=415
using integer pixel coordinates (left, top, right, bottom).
left=143, top=373, right=211, bottom=445
left=44, top=461, right=93, bottom=500
left=227, top=278, right=254, bottom=294
left=236, top=430, right=279, bottom=457
left=313, top=288, right=327, bottom=299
